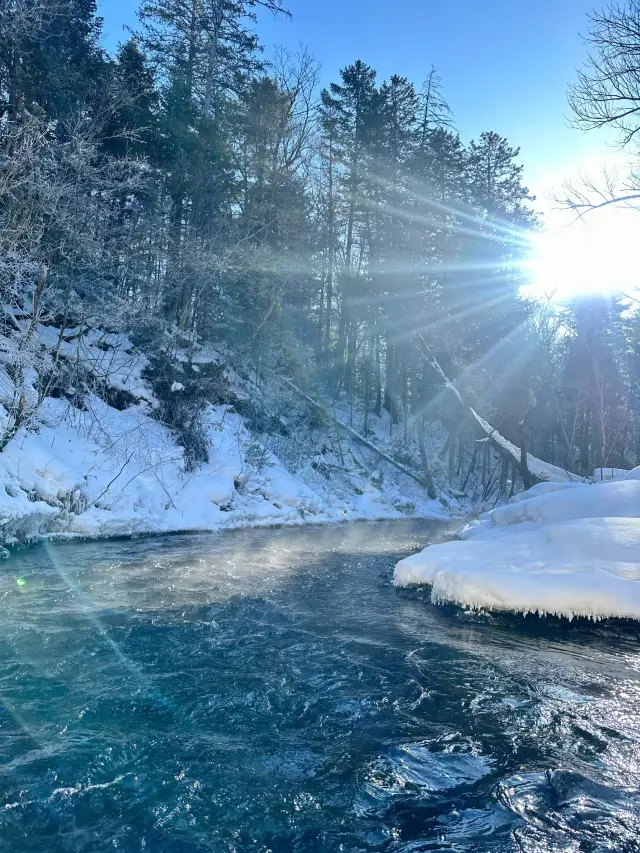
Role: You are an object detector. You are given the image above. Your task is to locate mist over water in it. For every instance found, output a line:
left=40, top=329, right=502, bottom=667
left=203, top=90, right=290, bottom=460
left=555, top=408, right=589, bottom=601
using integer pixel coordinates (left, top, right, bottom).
left=2, top=521, right=640, bottom=852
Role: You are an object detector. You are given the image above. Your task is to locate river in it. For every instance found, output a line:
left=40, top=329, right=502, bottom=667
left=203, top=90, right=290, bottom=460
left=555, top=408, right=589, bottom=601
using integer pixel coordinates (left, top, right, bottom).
left=1, top=520, right=640, bottom=851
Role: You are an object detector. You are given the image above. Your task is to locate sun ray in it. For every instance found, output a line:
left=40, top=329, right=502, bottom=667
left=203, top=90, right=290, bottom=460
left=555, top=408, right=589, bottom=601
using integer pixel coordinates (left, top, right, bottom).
left=360, top=168, right=532, bottom=244
left=415, top=317, right=534, bottom=418
left=41, top=541, right=169, bottom=705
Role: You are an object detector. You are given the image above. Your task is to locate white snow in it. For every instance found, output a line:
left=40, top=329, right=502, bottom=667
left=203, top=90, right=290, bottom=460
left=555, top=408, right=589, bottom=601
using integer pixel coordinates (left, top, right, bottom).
left=394, top=478, right=640, bottom=621
left=593, top=467, right=630, bottom=481
left=507, top=481, right=586, bottom=503
left=0, top=375, right=451, bottom=550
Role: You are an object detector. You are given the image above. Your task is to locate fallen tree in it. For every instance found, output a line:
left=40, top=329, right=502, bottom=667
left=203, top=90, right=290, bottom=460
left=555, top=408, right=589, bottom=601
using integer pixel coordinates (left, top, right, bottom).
left=409, top=328, right=579, bottom=486
left=281, top=377, right=437, bottom=498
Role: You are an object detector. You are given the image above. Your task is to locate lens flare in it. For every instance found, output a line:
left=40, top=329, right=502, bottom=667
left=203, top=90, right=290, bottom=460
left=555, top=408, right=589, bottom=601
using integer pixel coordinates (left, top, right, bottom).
left=528, top=209, right=640, bottom=302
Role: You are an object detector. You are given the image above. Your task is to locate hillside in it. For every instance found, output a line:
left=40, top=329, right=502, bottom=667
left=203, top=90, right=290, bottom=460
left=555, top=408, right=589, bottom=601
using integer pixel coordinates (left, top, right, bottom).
left=0, top=325, right=468, bottom=552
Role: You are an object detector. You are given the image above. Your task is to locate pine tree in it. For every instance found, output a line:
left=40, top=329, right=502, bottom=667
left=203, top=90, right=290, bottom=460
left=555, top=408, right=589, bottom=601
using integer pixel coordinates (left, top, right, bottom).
left=375, top=75, right=419, bottom=422
left=325, top=61, right=377, bottom=388
left=0, top=0, right=107, bottom=128
left=104, top=39, right=159, bottom=159
left=467, top=131, right=533, bottom=218
left=318, top=88, right=341, bottom=367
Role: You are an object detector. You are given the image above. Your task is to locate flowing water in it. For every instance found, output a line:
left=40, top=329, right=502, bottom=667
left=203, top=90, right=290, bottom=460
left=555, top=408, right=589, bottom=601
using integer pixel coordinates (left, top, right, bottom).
left=2, top=520, right=640, bottom=852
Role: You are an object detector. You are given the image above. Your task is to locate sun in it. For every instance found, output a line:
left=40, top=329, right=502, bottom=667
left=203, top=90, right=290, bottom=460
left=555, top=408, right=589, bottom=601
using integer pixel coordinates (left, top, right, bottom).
left=527, top=208, right=640, bottom=302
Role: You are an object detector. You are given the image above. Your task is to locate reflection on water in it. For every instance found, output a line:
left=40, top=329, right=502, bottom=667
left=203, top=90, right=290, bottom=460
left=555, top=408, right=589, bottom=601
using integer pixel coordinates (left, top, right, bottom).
left=1, top=520, right=640, bottom=852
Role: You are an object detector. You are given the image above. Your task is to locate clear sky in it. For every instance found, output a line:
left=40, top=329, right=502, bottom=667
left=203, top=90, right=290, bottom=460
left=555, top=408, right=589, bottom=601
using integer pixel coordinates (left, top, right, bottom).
left=97, top=0, right=624, bottom=216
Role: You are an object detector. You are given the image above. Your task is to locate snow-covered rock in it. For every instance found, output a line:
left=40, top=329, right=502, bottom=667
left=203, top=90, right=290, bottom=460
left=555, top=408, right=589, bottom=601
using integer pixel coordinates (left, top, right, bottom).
left=394, top=478, right=640, bottom=621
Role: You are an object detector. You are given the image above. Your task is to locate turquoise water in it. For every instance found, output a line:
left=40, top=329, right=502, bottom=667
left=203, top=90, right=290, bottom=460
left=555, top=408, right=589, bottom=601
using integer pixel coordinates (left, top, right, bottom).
left=1, top=521, right=640, bottom=852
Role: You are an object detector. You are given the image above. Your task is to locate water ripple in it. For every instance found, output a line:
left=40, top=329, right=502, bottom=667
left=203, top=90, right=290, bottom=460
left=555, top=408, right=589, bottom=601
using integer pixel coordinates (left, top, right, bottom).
left=1, top=521, right=640, bottom=851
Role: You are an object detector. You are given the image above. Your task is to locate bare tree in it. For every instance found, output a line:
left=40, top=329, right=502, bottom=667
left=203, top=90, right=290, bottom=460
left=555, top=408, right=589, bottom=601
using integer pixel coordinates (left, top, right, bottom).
left=569, top=1, right=640, bottom=143
left=0, top=104, right=149, bottom=450
left=563, top=2, right=640, bottom=214
left=558, top=163, right=640, bottom=217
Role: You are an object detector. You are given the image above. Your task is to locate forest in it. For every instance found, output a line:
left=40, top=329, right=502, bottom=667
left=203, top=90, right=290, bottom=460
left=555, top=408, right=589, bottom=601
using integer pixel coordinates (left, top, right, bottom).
left=1, top=0, right=639, bottom=503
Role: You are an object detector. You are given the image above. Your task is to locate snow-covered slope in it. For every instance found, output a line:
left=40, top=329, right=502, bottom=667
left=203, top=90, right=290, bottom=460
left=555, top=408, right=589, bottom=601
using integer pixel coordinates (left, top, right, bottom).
left=1, top=310, right=480, bottom=559
left=0, top=314, right=474, bottom=553
left=0, top=392, right=457, bottom=552
left=394, top=473, right=640, bottom=621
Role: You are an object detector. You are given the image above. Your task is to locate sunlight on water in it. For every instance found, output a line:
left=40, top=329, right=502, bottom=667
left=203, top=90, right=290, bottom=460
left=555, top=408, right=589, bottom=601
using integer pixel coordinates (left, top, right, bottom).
left=1, top=521, right=640, bottom=852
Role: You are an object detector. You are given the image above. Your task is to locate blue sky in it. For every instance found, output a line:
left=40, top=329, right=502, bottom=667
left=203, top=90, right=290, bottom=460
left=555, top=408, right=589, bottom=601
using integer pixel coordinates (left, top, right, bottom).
left=98, top=0, right=621, bottom=212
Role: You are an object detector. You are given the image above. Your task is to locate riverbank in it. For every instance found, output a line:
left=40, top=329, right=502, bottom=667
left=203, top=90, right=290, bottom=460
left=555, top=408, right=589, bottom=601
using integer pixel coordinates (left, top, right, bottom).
left=0, top=389, right=459, bottom=556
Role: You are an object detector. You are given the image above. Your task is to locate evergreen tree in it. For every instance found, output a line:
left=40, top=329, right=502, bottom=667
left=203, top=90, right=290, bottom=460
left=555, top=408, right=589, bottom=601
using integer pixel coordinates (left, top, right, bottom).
left=104, top=39, right=159, bottom=159
left=467, top=131, right=533, bottom=218
left=324, top=61, right=377, bottom=387
left=0, top=0, right=107, bottom=127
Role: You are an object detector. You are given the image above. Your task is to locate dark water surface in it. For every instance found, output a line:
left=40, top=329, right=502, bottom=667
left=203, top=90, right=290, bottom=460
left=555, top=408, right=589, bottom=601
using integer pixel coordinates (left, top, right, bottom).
left=2, top=521, right=640, bottom=852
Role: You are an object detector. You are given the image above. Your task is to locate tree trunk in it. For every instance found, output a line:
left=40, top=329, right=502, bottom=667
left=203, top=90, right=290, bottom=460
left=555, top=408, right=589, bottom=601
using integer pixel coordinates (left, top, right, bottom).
left=363, top=341, right=371, bottom=435
left=324, top=137, right=334, bottom=366
left=416, top=414, right=437, bottom=499
left=499, top=456, right=509, bottom=494
left=385, top=336, right=399, bottom=426
left=336, top=287, right=347, bottom=385
left=448, top=429, right=456, bottom=483
left=374, top=325, right=382, bottom=416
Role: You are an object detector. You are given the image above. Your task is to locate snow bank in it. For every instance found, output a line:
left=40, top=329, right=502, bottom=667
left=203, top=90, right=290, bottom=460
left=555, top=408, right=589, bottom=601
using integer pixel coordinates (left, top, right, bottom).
left=0, top=318, right=465, bottom=551
left=0, top=392, right=450, bottom=551
left=394, top=479, right=640, bottom=620
left=0, top=396, right=330, bottom=545
left=508, top=481, right=585, bottom=503
left=486, top=479, right=640, bottom=528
